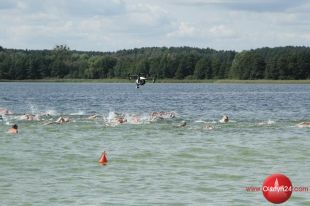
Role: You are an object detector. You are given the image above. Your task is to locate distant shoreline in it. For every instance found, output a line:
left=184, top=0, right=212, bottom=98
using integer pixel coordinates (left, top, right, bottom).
left=1, top=79, right=310, bottom=84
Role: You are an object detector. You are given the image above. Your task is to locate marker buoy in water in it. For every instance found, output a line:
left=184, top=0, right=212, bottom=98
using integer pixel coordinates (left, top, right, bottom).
left=99, top=151, right=108, bottom=165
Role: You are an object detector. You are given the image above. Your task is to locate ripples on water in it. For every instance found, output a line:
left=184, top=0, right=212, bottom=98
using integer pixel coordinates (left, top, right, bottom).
left=0, top=83, right=310, bottom=205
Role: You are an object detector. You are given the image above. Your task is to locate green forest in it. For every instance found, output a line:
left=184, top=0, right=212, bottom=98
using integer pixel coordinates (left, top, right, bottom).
left=0, top=45, right=309, bottom=80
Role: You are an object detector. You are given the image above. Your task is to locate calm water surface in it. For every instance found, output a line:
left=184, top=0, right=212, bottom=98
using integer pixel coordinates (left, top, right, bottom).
left=0, top=83, right=309, bottom=205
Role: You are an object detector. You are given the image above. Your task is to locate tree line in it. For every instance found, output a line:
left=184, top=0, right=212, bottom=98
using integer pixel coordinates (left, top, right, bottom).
left=0, top=45, right=309, bottom=80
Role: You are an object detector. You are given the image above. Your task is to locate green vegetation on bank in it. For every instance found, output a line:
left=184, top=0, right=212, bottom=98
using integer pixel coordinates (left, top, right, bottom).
left=157, top=79, right=310, bottom=84
left=0, top=45, right=309, bottom=81
left=1, top=78, right=310, bottom=84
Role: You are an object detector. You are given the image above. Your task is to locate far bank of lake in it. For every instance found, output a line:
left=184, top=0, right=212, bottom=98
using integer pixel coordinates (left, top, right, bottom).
left=1, top=78, right=310, bottom=84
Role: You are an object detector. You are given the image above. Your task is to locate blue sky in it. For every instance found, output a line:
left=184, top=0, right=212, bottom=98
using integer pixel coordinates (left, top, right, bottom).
left=0, top=0, right=309, bottom=51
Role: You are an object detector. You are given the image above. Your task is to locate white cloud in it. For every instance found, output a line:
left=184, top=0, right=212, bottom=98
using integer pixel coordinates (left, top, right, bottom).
left=167, top=22, right=197, bottom=38
left=127, top=4, right=168, bottom=27
left=209, top=25, right=237, bottom=38
left=302, top=34, right=310, bottom=40
left=0, top=0, right=309, bottom=51
left=176, top=0, right=309, bottom=13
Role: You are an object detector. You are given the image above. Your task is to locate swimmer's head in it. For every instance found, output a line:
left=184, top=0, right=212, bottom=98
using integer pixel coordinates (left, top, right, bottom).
left=180, top=121, right=186, bottom=127
left=223, top=115, right=229, bottom=122
left=114, top=117, right=126, bottom=124
left=220, top=115, right=229, bottom=123
left=12, top=124, right=18, bottom=129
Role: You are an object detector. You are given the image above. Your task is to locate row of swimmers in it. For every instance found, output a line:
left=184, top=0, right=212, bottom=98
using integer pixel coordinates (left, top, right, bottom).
left=176, top=115, right=310, bottom=129
left=2, top=111, right=177, bottom=134
left=177, top=115, right=229, bottom=130
left=2, top=108, right=310, bottom=134
left=111, top=111, right=176, bottom=124
left=6, top=116, right=71, bottom=134
left=6, top=117, right=69, bottom=134
left=3, top=110, right=309, bottom=127
left=6, top=119, right=310, bottom=135
left=5, top=114, right=227, bottom=134
left=1, top=110, right=176, bottom=122
left=2, top=108, right=309, bottom=127
left=1, top=106, right=308, bottom=126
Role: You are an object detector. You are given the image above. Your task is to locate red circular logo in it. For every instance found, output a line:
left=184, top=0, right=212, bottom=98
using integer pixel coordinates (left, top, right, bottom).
left=262, top=173, right=292, bottom=204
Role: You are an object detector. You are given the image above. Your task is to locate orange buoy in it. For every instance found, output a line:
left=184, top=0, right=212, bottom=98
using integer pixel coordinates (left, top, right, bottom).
left=99, top=151, right=108, bottom=165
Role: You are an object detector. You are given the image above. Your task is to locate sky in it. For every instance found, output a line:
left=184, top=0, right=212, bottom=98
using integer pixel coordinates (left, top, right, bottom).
left=0, top=0, right=310, bottom=52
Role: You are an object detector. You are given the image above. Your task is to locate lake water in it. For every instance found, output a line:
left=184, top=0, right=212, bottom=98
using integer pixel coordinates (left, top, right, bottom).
left=0, top=83, right=309, bottom=205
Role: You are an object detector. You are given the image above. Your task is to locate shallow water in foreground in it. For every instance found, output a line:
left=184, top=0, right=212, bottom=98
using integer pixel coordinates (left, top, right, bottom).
left=0, top=83, right=309, bottom=205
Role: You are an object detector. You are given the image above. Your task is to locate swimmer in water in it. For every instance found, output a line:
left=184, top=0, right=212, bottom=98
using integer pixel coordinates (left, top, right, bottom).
left=87, top=114, right=98, bottom=120
left=150, top=111, right=176, bottom=121
left=113, top=117, right=127, bottom=124
left=44, top=116, right=70, bottom=125
left=257, top=120, right=275, bottom=126
left=150, top=112, right=164, bottom=121
left=131, top=115, right=141, bottom=124
left=219, top=115, right=229, bottom=123
left=8, top=124, right=18, bottom=134
left=297, top=122, right=310, bottom=128
left=20, top=114, right=40, bottom=121
left=108, top=113, right=127, bottom=125
left=204, top=124, right=214, bottom=130
left=178, top=121, right=187, bottom=127
left=55, top=116, right=70, bottom=124
left=0, top=108, right=13, bottom=115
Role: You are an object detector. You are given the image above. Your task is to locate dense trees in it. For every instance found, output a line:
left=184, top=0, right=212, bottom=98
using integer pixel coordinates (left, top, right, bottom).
left=0, top=45, right=309, bottom=80
left=230, top=51, right=265, bottom=79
